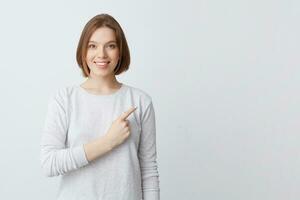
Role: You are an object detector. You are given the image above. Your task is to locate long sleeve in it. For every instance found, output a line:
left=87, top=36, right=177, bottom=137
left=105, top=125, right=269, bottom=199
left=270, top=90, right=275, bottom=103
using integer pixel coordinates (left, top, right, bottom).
left=138, top=101, right=160, bottom=200
left=40, top=89, right=89, bottom=177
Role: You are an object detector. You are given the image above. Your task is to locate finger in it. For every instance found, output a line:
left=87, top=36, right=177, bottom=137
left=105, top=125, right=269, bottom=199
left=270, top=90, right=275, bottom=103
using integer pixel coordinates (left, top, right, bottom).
left=122, top=120, right=129, bottom=128
left=119, top=107, right=137, bottom=120
left=124, top=120, right=129, bottom=126
left=120, top=107, right=137, bottom=120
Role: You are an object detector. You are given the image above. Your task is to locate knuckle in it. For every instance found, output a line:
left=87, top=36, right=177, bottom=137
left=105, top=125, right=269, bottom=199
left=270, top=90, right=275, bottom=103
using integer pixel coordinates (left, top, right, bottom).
left=124, top=132, right=129, bottom=138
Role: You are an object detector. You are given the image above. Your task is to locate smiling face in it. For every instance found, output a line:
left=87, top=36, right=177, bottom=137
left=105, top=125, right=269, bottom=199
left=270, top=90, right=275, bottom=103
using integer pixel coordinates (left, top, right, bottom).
left=85, top=26, right=120, bottom=78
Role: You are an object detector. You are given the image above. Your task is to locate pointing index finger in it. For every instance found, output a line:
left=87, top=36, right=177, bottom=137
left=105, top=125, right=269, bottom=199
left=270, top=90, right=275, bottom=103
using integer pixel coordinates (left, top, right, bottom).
left=120, top=107, right=137, bottom=120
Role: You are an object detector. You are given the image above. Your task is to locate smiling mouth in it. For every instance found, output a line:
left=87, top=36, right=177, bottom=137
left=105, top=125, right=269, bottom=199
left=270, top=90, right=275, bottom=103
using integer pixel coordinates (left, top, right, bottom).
left=94, top=61, right=110, bottom=64
left=94, top=61, right=110, bottom=67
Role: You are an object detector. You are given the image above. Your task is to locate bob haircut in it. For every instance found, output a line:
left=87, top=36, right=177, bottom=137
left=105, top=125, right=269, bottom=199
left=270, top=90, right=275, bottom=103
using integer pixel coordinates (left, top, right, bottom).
left=76, top=14, right=130, bottom=77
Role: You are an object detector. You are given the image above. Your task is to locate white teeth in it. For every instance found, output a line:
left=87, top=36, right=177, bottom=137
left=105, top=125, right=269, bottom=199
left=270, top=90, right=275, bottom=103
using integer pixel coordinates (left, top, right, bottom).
left=95, top=62, right=109, bottom=65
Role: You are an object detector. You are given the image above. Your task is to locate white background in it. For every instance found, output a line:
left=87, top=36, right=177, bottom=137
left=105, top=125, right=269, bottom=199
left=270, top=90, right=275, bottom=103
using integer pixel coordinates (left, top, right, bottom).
left=0, top=0, right=299, bottom=199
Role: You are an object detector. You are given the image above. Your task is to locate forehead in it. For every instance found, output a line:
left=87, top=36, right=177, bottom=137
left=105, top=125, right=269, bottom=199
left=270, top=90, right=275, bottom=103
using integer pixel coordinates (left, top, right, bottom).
left=89, top=27, right=116, bottom=43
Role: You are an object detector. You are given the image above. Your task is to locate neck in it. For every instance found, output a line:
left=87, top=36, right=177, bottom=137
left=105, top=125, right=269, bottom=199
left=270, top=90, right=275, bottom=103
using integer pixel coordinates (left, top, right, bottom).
left=83, top=75, right=121, bottom=91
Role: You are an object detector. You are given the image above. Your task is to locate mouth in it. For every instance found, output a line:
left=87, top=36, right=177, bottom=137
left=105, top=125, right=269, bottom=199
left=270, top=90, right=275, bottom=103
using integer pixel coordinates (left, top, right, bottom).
left=94, top=61, right=110, bottom=68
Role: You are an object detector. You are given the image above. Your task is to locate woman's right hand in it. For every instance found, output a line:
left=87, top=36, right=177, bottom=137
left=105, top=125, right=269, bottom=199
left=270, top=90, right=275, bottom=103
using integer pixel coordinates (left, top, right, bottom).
left=105, top=107, right=137, bottom=149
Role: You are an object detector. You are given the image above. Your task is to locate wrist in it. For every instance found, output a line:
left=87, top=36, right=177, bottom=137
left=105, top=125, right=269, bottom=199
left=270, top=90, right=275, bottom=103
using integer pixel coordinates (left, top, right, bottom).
left=102, top=135, right=114, bottom=151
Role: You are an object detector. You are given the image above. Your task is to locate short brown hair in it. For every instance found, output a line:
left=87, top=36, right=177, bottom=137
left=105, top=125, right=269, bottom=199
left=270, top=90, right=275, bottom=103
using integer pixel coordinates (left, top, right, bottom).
left=76, top=14, right=130, bottom=77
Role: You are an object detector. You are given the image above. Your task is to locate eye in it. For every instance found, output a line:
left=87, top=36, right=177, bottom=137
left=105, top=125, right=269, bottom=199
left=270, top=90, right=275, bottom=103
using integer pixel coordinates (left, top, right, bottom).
left=88, top=44, right=96, bottom=49
left=107, top=44, right=117, bottom=49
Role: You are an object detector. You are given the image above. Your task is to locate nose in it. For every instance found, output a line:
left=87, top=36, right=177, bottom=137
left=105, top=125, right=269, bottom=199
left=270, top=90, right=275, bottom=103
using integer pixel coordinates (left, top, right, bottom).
left=96, top=46, right=107, bottom=58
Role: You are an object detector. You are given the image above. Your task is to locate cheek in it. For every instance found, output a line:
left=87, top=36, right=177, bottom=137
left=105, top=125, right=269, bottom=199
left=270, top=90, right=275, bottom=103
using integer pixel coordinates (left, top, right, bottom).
left=110, top=50, right=120, bottom=60
left=86, top=52, right=93, bottom=61
left=85, top=54, right=94, bottom=68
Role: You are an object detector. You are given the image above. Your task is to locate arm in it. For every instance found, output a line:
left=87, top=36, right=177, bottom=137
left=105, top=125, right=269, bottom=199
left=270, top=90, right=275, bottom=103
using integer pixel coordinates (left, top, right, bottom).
left=83, top=135, right=113, bottom=162
left=40, top=91, right=89, bottom=177
left=40, top=90, right=116, bottom=177
left=138, top=101, right=160, bottom=200
left=40, top=90, right=114, bottom=177
left=85, top=107, right=138, bottom=162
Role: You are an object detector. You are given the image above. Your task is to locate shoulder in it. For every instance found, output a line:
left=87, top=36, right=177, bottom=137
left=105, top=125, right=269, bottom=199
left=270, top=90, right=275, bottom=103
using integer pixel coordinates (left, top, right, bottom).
left=48, top=85, right=76, bottom=105
left=124, top=84, right=156, bottom=119
left=124, top=84, right=153, bottom=105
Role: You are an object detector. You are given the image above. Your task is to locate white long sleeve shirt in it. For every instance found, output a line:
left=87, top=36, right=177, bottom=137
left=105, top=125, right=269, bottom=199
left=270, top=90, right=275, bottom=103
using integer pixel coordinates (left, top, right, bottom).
left=40, top=83, right=160, bottom=200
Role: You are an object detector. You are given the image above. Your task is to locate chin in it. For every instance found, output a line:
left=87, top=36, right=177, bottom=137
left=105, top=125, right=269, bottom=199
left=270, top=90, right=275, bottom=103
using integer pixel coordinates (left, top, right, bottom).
left=91, top=70, right=114, bottom=77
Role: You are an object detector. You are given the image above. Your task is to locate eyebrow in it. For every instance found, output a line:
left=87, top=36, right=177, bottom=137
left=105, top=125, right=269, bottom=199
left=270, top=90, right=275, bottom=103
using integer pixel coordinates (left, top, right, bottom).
left=88, top=40, right=117, bottom=44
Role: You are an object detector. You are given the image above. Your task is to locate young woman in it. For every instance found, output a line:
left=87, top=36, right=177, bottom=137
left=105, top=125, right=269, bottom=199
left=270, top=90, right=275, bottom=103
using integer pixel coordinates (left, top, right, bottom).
left=40, top=14, right=160, bottom=200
